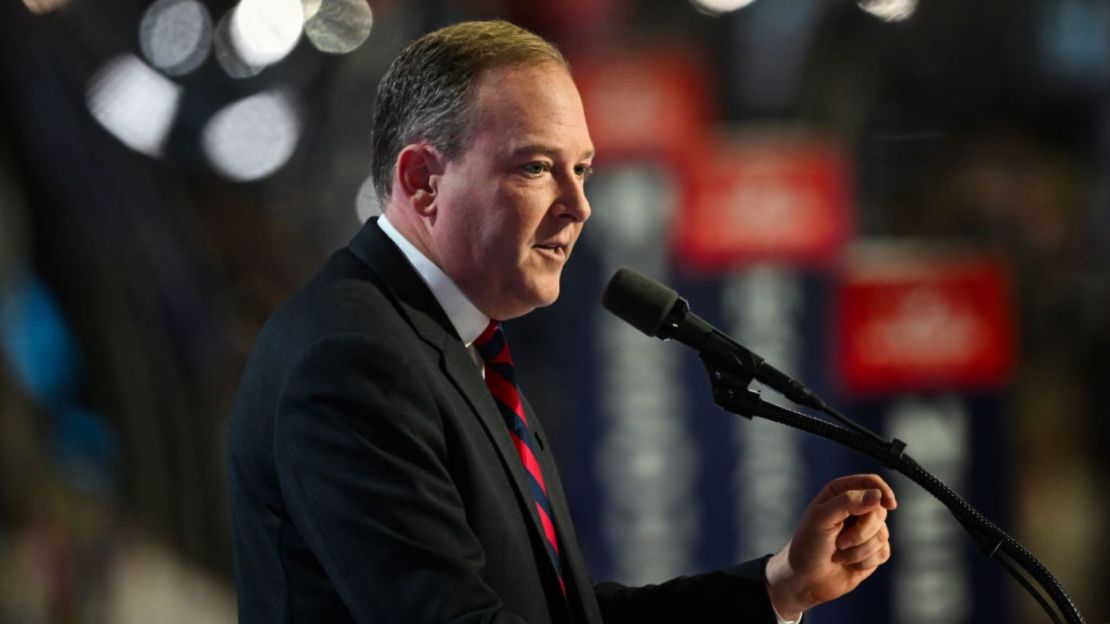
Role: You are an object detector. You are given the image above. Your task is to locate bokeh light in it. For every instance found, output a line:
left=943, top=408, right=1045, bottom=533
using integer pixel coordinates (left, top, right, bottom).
left=22, top=0, right=69, bottom=15
left=303, top=0, right=373, bottom=54
left=857, top=0, right=918, bottom=22
left=202, top=90, right=300, bottom=181
left=689, top=0, right=759, bottom=16
left=139, top=0, right=213, bottom=77
left=213, top=9, right=262, bottom=78
left=230, top=0, right=303, bottom=67
left=86, top=55, right=182, bottom=157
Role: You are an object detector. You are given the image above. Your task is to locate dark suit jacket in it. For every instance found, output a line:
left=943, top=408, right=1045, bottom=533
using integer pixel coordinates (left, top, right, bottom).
left=228, top=219, right=778, bottom=623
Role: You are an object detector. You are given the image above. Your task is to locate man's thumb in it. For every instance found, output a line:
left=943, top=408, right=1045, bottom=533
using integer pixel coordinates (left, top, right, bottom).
left=859, top=488, right=882, bottom=508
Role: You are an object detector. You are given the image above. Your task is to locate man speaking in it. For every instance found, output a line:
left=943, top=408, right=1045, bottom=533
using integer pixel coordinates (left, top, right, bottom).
left=228, top=20, right=896, bottom=623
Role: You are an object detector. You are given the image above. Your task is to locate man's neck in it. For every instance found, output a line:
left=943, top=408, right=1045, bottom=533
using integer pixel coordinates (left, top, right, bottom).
left=376, top=213, right=489, bottom=345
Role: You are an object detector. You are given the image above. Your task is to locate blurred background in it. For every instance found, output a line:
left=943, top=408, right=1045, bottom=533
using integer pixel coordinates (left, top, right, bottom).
left=1, top=0, right=1108, bottom=622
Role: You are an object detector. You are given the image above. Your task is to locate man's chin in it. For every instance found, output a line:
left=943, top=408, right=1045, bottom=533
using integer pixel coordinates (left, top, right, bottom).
left=532, top=277, right=562, bottom=309
left=494, top=282, right=560, bottom=320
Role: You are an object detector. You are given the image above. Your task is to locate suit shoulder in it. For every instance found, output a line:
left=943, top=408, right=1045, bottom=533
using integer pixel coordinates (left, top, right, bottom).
left=265, top=250, right=412, bottom=350
left=231, top=249, right=426, bottom=437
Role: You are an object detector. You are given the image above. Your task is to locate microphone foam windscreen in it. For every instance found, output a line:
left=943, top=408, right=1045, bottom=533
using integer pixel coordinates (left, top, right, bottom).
left=601, top=268, right=679, bottom=338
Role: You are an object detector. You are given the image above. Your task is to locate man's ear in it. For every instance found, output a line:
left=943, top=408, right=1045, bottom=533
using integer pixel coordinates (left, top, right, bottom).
left=395, top=144, right=445, bottom=216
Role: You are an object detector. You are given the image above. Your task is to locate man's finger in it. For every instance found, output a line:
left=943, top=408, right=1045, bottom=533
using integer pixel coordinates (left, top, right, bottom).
left=833, top=524, right=890, bottom=565
left=836, top=507, right=887, bottom=550
left=813, top=474, right=897, bottom=510
left=845, top=541, right=892, bottom=571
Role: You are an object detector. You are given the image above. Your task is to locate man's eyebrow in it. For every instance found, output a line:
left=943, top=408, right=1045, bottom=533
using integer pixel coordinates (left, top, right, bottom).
left=511, top=144, right=596, bottom=160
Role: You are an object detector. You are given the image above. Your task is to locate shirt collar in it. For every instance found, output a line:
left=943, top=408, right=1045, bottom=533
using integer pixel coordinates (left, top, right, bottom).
left=376, top=214, right=490, bottom=346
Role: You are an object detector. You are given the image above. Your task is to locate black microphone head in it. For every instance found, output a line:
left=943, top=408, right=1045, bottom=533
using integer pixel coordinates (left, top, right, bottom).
left=602, top=268, right=680, bottom=338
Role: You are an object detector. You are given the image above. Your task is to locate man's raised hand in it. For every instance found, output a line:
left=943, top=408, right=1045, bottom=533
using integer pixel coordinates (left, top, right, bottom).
left=764, top=473, right=898, bottom=621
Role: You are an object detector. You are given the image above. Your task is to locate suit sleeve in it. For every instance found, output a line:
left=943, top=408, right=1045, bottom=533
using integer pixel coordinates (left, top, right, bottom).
left=594, top=556, right=779, bottom=624
left=272, top=334, right=526, bottom=624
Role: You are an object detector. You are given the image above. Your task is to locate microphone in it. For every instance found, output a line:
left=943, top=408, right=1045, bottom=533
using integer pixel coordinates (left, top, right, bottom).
left=601, top=267, right=827, bottom=411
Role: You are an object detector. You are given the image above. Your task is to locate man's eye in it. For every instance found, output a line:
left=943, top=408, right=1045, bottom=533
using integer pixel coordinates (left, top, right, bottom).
left=522, top=162, right=549, bottom=175
left=575, top=164, right=594, bottom=180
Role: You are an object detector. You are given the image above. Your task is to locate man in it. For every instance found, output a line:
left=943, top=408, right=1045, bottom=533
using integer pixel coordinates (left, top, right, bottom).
left=228, top=20, right=895, bottom=623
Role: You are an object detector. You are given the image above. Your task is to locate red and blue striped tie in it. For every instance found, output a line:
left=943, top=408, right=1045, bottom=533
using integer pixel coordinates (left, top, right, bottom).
left=474, top=321, right=566, bottom=596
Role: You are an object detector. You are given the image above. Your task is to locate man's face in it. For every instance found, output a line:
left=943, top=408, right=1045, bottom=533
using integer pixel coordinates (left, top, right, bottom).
left=428, top=62, right=594, bottom=321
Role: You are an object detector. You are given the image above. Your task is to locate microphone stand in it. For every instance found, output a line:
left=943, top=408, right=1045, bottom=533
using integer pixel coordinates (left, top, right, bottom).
left=699, top=351, right=1086, bottom=624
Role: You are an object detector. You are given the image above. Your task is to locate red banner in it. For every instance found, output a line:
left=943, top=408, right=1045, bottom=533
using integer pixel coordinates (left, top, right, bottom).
left=674, top=135, right=853, bottom=270
left=833, top=249, right=1016, bottom=396
left=572, top=46, right=713, bottom=166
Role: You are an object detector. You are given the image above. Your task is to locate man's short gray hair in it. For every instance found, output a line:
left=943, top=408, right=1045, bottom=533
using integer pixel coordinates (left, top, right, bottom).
left=370, top=20, right=569, bottom=203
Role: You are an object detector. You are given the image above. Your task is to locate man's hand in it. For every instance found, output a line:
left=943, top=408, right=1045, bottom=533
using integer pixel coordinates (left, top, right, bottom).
left=764, top=474, right=897, bottom=620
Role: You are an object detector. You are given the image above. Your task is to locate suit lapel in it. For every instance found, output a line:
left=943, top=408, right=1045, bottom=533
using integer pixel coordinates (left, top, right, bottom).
left=347, top=218, right=455, bottom=352
left=347, top=220, right=564, bottom=600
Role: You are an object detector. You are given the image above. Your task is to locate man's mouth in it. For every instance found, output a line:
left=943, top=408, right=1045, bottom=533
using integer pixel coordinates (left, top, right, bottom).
left=533, top=242, right=568, bottom=260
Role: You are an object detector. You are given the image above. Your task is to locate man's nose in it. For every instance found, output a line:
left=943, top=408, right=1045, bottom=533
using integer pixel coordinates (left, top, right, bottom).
left=557, top=175, right=591, bottom=222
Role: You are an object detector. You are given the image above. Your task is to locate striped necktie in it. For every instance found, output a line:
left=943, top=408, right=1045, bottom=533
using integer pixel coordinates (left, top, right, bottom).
left=473, top=321, right=566, bottom=596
